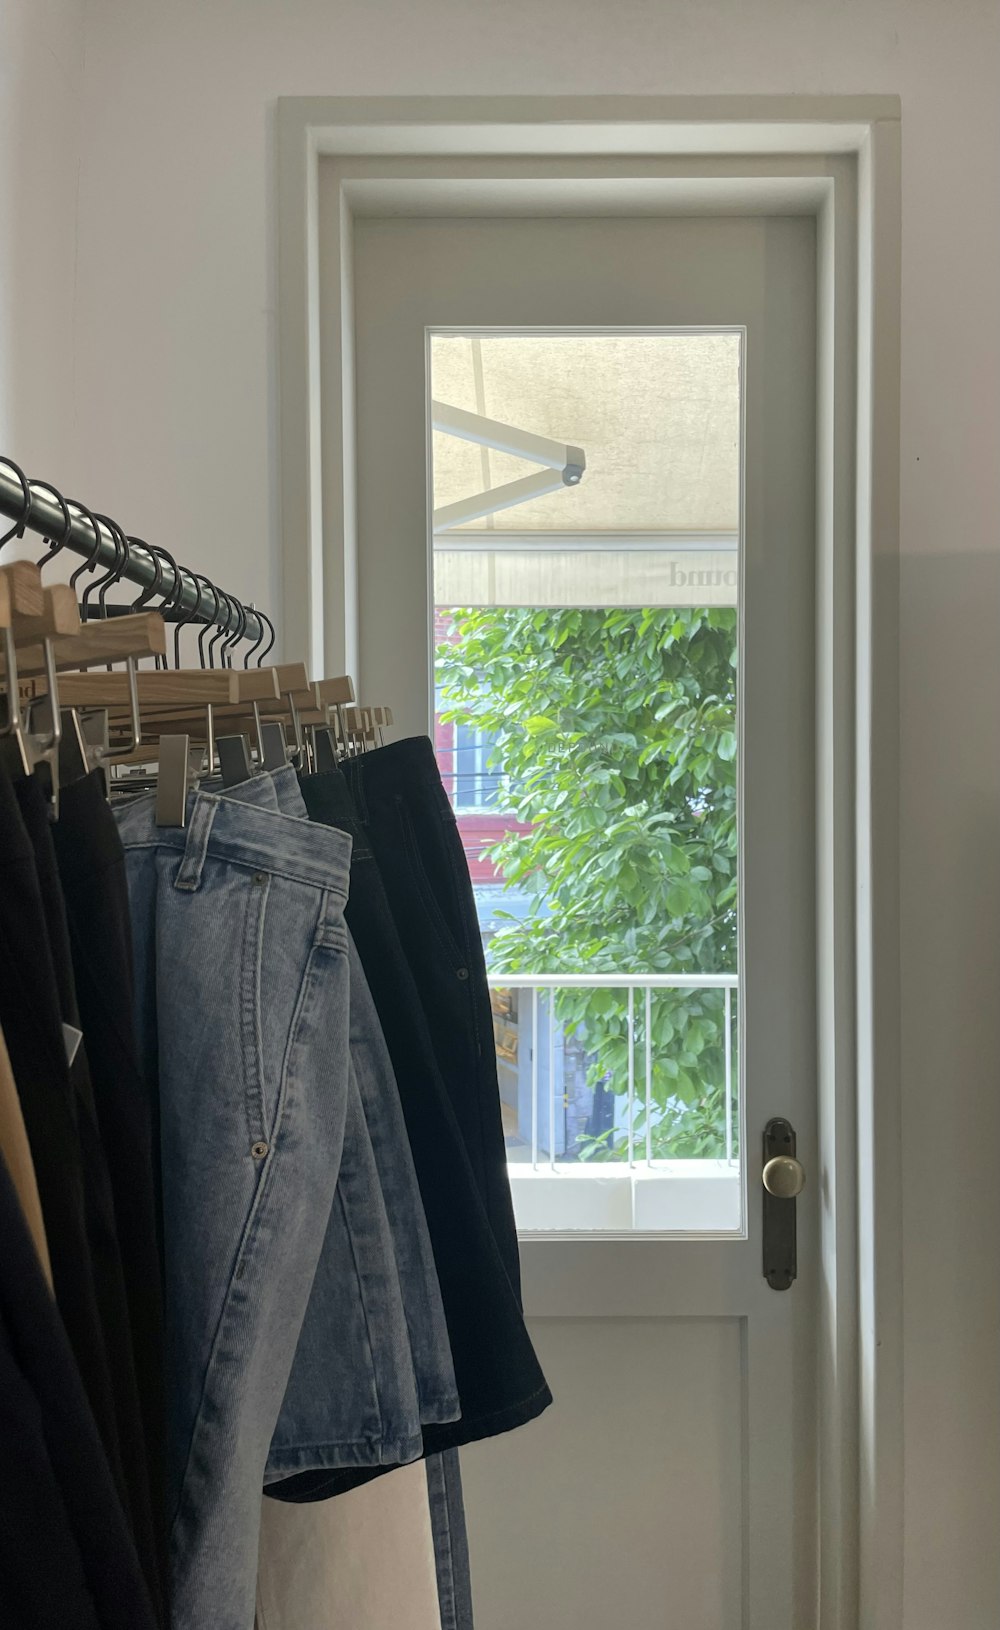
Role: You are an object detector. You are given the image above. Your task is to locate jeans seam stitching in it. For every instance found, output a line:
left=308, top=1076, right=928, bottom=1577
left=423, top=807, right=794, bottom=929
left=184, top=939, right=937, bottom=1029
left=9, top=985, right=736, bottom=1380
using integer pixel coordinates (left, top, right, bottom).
left=330, top=1182, right=388, bottom=1442
left=433, top=1456, right=458, bottom=1630
left=242, top=873, right=269, bottom=1148
left=167, top=1137, right=284, bottom=1536
left=275, top=935, right=325, bottom=1130
left=395, top=796, right=465, bottom=972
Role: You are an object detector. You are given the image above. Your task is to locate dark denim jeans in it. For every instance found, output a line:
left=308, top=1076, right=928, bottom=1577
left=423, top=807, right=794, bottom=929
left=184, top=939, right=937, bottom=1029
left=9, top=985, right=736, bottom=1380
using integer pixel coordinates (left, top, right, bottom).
left=223, top=768, right=459, bottom=1463
left=268, top=756, right=550, bottom=1506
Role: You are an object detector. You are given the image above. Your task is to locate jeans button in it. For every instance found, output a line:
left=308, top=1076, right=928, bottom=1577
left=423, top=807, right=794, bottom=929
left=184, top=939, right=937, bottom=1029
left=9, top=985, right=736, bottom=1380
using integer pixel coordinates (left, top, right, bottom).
left=251, top=1141, right=269, bottom=1159
left=457, top=968, right=469, bottom=981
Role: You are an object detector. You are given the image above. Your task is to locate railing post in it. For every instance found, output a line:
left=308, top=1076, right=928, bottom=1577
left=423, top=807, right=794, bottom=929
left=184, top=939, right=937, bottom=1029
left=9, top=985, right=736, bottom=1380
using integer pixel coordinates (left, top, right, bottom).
left=725, top=985, right=733, bottom=1166
left=531, top=986, right=539, bottom=1170
left=627, top=984, right=635, bottom=1168
left=548, top=988, right=557, bottom=1170
left=488, top=971, right=739, bottom=1180
left=645, top=985, right=653, bottom=1167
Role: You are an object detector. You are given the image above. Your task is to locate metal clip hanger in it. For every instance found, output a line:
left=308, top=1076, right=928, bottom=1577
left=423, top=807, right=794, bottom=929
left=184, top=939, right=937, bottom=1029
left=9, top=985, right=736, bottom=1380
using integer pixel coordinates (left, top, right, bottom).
left=0, top=564, right=66, bottom=806
left=0, top=626, right=36, bottom=778
left=259, top=719, right=289, bottom=772
left=310, top=725, right=338, bottom=773
left=57, top=705, right=111, bottom=793
left=154, top=735, right=193, bottom=827
left=217, top=734, right=255, bottom=789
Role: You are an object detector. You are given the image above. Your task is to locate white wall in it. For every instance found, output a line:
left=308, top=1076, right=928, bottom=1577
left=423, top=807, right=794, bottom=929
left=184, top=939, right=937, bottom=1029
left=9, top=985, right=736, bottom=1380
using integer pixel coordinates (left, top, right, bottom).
left=11, top=0, right=1000, bottom=1622
left=0, top=0, right=85, bottom=480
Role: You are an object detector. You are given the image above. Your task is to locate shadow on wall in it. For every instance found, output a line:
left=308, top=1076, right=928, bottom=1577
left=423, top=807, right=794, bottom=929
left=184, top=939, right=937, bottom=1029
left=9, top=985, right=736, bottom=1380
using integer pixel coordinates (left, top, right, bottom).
left=0, top=1, right=86, bottom=480
left=899, top=549, right=1000, bottom=1608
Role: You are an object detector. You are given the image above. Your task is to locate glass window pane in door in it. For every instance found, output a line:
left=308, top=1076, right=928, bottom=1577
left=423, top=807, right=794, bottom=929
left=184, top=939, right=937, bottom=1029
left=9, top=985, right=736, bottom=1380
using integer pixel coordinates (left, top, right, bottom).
left=430, top=330, right=742, bottom=1234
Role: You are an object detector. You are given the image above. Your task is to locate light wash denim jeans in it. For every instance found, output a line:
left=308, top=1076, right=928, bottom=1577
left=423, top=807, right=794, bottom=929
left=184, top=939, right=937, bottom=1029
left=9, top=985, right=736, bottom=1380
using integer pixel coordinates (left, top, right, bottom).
left=259, top=765, right=458, bottom=1433
left=265, top=1058, right=427, bottom=1474
left=118, top=787, right=390, bottom=1630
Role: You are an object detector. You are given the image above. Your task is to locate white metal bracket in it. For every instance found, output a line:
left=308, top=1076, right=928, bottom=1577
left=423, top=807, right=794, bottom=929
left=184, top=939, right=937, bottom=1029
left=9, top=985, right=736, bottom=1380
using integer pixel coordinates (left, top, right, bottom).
left=431, top=400, right=585, bottom=534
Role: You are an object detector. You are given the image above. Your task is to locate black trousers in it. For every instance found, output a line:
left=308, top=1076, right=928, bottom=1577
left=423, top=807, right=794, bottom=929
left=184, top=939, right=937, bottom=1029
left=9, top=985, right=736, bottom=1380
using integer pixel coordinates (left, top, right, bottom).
left=0, top=1148, right=156, bottom=1630
left=0, top=764, right=123, bottom=1495
left=345, top=735, right=523, bottom=1296
left=267, top=759, right=549, bottom=1503
left=13, top=771, right=164, bottom=1623
left=52, top=769, right=168, bottom=1612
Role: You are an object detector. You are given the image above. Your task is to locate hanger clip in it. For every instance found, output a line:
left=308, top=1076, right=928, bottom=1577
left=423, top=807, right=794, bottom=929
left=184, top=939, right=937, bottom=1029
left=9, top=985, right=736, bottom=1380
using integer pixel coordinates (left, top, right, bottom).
left=260, top=719, right=288, bottom=772
left=310, top=724, right=338, bottom=774
left=155, top=734, right=193, bottom=827
left=217, top=733, right=254, bottom=789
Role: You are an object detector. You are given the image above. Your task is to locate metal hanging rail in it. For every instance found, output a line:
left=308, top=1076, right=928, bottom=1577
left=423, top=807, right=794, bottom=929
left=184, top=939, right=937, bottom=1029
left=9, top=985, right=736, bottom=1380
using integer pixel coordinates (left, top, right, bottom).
left=0, top=458, right=266, bottom=647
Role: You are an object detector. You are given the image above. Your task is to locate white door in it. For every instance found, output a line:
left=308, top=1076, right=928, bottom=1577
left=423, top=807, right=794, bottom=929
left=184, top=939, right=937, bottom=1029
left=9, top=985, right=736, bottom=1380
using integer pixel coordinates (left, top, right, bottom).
left=349, top=212, right=817, bottom=1628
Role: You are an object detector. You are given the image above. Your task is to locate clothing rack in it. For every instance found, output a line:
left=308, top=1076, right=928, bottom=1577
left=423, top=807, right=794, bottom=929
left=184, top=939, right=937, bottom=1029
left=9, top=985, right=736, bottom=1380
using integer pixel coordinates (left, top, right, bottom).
left=0, top=457, right=268, bottom=650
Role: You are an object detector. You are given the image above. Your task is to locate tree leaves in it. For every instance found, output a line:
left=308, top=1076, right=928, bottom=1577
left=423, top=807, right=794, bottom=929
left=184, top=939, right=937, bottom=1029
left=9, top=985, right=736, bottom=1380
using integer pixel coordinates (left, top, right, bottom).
left=436, top=605, right=739, bottom=1160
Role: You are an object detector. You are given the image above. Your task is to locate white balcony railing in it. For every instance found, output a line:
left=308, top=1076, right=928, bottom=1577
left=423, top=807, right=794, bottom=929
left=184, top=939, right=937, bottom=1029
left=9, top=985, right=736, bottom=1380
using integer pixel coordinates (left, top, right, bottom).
left=487, top=972, right=741, bottom=1233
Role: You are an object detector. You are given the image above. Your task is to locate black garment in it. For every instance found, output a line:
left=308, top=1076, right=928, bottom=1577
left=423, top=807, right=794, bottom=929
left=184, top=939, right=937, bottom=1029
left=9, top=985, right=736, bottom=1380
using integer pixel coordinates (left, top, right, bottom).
left=52, top=769, right=168, bottom=1610
left=0, top=764, right=123, bottom=1493
left=14, top=771, right=163, bottom=1623
left=267, top=762, right=550, bottom=1503
left=0, top=1149, right=157, bottom=1630
left=345, top=735, right=523, bottom=1298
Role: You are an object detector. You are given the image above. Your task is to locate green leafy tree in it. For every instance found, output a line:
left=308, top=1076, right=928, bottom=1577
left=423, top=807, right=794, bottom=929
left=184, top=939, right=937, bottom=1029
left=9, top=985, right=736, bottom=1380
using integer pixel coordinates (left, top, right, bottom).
left=436, top=606, right=738, bottom=1160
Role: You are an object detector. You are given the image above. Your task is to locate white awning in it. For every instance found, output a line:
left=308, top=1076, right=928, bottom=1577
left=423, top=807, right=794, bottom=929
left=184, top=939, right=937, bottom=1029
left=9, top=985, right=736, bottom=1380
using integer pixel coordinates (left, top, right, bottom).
left=431, top=330, right=741, bottom=540
left=434, top=548, right=737, bottom=608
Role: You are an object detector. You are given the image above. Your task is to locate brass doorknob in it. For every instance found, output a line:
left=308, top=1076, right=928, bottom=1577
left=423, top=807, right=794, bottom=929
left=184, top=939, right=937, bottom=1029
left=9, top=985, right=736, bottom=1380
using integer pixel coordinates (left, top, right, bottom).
left=762, top=1155, right=806, bottom=1199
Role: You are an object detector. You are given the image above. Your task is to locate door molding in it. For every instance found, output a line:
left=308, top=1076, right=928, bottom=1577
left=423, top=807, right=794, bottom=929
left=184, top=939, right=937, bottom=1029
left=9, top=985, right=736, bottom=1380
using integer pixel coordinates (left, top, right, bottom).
left=274, top=94, right=902, bottom=1630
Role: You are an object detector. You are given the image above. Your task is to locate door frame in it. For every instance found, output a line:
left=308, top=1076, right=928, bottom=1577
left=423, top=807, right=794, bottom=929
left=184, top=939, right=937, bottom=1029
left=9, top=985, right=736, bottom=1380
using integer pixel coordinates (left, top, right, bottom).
left=274, top=94, right=902, bottom=1630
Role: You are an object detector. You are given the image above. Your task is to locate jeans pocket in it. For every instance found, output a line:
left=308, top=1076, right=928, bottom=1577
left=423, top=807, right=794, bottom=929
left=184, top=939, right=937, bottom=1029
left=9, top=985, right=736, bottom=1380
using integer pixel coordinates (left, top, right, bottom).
left=395, top=795, right=467, bottom=973
left=249, top=878, right=346, bottom=1153
left=274, top=893, right=350, bottom=1138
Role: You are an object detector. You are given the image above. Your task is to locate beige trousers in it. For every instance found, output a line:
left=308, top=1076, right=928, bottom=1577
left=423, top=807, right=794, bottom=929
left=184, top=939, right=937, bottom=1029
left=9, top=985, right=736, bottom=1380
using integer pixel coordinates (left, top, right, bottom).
left=256, top=1462, right=443, bottom=1630
left=0, top=1020, right=52, bottom=1290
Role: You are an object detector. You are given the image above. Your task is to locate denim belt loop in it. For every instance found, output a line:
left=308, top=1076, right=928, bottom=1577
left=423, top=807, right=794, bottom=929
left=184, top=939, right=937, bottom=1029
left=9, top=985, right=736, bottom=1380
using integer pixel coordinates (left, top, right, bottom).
left=172, top=795, right=219, bottom=892
left=312, top=885, right=348, bottom=951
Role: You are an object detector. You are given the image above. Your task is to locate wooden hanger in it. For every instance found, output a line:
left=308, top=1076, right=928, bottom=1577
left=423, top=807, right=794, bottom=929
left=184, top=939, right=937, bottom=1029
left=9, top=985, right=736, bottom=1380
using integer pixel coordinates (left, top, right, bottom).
left=56, top=660, right=270, bottom=710
left=64, top=663, right=280, bottom=776
left=10, top=583, right=79, bottom=644
left=5, top=581, right=82, bottom=792
left=220, top=675, right=369, bottom=779
left=317, top=677, right=356, bottom=708
left=0, top=561, right=44, bottom=624
left=127, top=670, right=355, bottom=746
left=0, top=564, right=49, bottom=777
left=3, top=582, right=178, bottom=793
left=97, top=665, right=375, bottom=808
left=13, top=612, right=166, bottom=684
left=0, top=567, right=150, bottom=797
